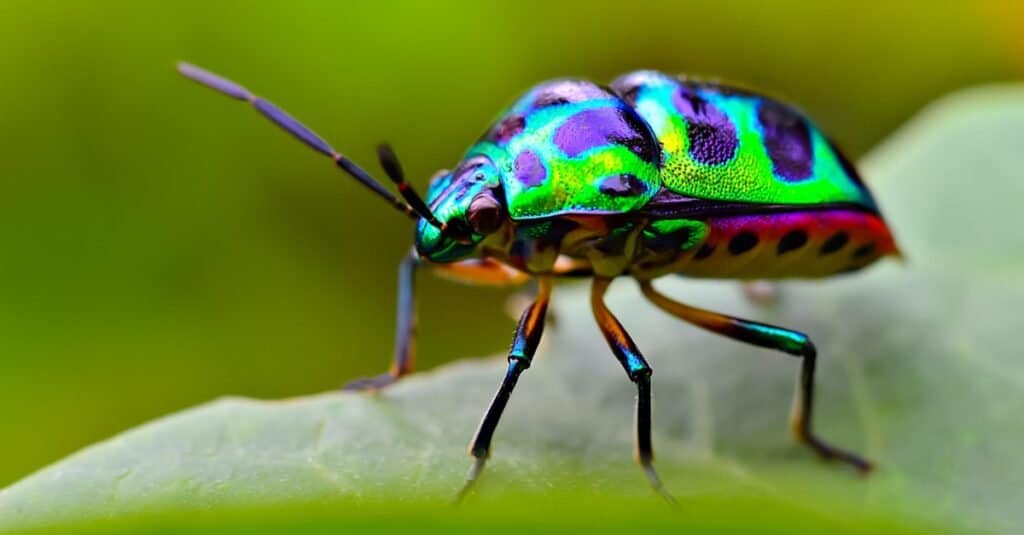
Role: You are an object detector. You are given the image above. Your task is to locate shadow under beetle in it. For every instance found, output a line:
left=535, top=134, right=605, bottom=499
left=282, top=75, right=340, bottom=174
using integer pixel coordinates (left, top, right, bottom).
left=178, top=63, right=900, bottom=501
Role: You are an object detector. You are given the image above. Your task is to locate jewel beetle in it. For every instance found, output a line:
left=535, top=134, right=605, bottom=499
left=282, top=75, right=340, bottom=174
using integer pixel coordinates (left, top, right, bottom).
left=178, top=63, right=899, bottom=500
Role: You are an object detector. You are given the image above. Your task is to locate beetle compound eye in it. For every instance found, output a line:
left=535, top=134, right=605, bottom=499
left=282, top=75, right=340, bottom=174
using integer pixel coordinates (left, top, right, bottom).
left=468, top=193, right=504, bottom=235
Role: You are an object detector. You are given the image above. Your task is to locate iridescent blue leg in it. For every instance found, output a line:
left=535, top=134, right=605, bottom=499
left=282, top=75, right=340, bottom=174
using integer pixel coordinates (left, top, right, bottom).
left=342, top=249, right=418, bottom=391
left=639, top=280, right=873, bottom=473
left=591, top=277, right=675, bottom=503
left=457, top=278, right=552, bottom=501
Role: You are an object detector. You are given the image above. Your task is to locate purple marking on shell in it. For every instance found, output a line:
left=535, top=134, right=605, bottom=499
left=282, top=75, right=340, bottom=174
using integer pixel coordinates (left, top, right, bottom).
left=758, top=101, right=813, bottom=181
left=553, top=107, right=660, bottom=164
left=598, top=174, right=648, bottom=197
left=513, top=150, right=547, bottom=187
left=253, top=99, right=334, bottom=157
left=178, top=63, right=251, bottom=101
left=672, top=87, right=738, bottom=165
left=488, top=115, right=526, bottom=144
left=530, top=80, right=612, bottom=109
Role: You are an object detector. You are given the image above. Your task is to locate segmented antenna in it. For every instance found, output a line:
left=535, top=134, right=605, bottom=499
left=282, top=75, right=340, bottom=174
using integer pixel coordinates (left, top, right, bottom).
left=176, top=62, right=442, bottom=228
left=376, top=143, right=446, bottom=231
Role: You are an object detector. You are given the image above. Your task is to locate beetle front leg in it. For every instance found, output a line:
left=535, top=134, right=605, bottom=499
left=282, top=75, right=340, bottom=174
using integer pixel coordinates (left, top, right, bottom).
left=591, top=277, right=675, bottom=503
left=457, top=277, right=552, bottom=501
left=342, top=249, right=419, bottom=391
left=639, top=280, right=873, bottom=473
left=344, top=254, right=532, bottom=391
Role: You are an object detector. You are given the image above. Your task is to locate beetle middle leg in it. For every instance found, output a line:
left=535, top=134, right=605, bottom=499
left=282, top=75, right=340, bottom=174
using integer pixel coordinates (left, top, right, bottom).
left=591, top=277, right=675, bottom=503
left=638, top=280, right=873, bottom=473
left=456, top=277, right=552, bottom=500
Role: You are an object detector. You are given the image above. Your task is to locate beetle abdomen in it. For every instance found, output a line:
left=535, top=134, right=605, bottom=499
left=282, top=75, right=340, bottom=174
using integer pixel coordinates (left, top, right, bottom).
left=612, top=71, right=877, bottom=211
left=633, top=208, right=898, bottom=280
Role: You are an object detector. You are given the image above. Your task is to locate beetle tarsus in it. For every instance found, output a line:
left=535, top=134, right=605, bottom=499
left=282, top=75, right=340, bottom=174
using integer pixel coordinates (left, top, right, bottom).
left=454, top=457, right=487, bottom=503
left=800, top=433, right=875, bottom=474
left=641, top=461, right=677, bottom=505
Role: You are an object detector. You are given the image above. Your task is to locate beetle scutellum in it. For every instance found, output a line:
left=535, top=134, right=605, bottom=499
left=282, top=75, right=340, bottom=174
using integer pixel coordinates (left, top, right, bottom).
left=178, top=63, right=899, bottom=501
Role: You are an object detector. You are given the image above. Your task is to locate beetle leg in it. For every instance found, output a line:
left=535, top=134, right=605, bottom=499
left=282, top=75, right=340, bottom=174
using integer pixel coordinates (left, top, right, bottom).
left=457, top=277, right=553, bottom=501
left=342, top=249, right=419, bottom=391
left=591, top=277, right=675, bottom=503
left=638, top=280, right=873, bottom=473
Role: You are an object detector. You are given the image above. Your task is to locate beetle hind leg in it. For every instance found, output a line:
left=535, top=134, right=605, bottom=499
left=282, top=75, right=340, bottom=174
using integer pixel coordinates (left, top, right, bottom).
left=639, top=280, right=873, bottom=473
left=788, top=340, right=873, bottom=471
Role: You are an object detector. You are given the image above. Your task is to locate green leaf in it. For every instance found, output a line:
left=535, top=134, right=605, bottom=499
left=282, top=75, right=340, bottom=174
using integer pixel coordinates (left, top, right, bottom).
left=3, top=86, right=1022, bottom=534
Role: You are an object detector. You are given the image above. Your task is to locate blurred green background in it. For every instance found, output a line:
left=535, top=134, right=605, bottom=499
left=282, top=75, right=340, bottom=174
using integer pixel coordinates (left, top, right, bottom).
left=0, top=0, right=1021, bottom=487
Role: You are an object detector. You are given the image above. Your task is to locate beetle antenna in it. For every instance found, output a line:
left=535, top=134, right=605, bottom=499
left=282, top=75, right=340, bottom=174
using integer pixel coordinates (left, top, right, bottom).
left=376, top=143, right=446, bottom=231
left=177, top=62, right=443, bottom=229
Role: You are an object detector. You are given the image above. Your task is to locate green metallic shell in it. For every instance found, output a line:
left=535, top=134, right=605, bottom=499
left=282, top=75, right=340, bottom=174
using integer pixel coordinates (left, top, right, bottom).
left=611, top=71, right=877, bottom=210
left=468, top=80, right=663, bottom=220
left=416, top=71, right=884, bottom=264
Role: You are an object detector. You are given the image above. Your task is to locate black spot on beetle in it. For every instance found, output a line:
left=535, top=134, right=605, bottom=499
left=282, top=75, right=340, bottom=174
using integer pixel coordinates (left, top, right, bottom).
left=728, top=231, right=759, bottom=255
left=820, top=231, right=850, bottom=255
left=777, top=229, right=808, bottom=255
left=837, top=264, right=862, bottom=275
left=852, top=243, right=876, bottom=258
left=599, top=174, right=648, bottom=196
left=694, top=243, right=715, bottom=260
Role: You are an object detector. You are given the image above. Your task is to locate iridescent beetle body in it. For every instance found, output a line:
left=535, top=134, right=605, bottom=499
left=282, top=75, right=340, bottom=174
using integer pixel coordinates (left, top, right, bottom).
left=418, top=71, right=896, bottom=280
left=179, top=64, right=899, bottom=501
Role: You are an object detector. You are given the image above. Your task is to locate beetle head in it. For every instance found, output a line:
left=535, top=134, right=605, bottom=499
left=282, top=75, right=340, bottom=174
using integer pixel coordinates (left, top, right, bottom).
left=415, top=155, right=507, bottom=262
